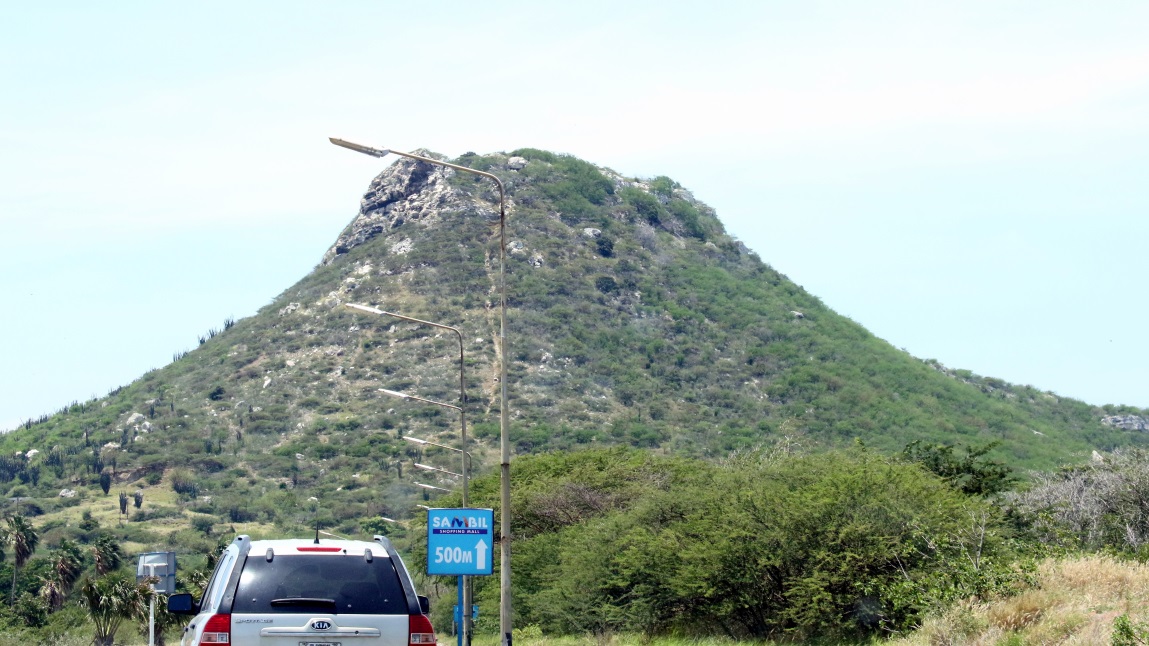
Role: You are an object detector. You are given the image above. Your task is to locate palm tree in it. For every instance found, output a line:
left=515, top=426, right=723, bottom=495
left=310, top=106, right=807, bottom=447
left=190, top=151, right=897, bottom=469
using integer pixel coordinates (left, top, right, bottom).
left=6, top=515, right=39, bottom=604
left=37, top=574, right=65, bottom=611
left=91, top=535, right=123, bottom=575
left=54, top=538, right=85, bottom=589
left=39, top=538, right=84, bottom=608
left=79, top=573, right=152, bottom=646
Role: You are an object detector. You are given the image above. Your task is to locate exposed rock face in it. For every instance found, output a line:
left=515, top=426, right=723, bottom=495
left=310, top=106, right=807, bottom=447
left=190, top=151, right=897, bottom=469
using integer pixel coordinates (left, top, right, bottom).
left=1101, top=415, right=1148, bottom=431
left=323, top=152, right=464, bottom=264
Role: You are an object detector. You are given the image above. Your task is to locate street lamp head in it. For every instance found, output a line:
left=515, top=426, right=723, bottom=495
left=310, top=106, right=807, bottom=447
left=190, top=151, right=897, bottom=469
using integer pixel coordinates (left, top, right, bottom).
left=329, top=138, right=390, bottom=158
left=415, top=463, right=463, bottom=478
left=402, top=436, right=429, bottom=445
left=346, top=303, right=384, bottom=316
left=380, top=388, right=460, bottom=411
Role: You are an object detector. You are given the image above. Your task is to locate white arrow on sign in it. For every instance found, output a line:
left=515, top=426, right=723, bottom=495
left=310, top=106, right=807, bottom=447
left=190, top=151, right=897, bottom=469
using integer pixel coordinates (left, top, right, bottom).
left=475, top=539, right=489, bottom=571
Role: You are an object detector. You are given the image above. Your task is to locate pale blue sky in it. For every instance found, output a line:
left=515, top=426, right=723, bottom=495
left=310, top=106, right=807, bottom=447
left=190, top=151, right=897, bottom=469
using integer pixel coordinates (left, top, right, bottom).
left=2, top=1, right=1147, bottom=431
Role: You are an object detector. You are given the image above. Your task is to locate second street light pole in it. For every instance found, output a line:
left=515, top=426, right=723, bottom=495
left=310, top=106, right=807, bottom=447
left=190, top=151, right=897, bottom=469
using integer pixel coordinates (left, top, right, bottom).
left=333, top=139, right=512, bottom=646
left=350, top=301, right=473, bottom=646
left=379, top=386, right=470, bottom=646
left=348, top=304, right=469, bottom=506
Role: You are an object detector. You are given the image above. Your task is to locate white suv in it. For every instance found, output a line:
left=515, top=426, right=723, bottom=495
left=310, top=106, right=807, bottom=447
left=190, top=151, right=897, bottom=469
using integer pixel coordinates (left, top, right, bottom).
left=169, top=535, right=435, bottom=646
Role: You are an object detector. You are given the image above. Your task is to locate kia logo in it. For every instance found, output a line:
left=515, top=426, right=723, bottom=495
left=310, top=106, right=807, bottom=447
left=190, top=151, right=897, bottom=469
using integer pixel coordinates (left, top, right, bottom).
left=313, top=620, right=332, bottom=631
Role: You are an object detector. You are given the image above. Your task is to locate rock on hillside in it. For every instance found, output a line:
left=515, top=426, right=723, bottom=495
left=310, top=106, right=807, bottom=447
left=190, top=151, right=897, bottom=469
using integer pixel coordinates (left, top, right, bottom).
left=323, top=150, right=482, bottom=264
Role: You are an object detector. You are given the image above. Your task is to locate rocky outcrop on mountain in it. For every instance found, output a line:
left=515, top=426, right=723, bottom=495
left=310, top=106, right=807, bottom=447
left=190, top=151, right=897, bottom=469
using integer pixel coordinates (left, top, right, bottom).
left=322, top=150, right=730, bottom=268
left=323, top=151, right=467, bottom=264
left=1102, top=415, right=1149, bottom=431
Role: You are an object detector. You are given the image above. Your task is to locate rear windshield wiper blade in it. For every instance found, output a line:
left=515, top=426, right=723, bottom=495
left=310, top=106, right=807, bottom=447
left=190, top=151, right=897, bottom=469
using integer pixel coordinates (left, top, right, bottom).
left=270, top=597, right=336, bottom=608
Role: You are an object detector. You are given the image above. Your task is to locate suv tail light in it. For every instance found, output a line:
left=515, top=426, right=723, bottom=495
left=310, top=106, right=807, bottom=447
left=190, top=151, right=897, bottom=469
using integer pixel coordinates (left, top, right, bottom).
left=409, top=613, right=436, bottom=645
left=199, top=613, right=231, bottom=644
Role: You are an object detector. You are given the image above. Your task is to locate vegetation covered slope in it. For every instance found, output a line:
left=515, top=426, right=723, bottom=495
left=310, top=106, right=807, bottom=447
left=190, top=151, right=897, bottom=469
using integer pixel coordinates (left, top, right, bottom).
left=1, top=148, right=1145, bottom=539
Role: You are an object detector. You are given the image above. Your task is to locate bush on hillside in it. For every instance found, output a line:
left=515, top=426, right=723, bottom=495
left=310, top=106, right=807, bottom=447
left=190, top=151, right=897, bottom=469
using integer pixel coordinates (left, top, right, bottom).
left=168, top=470, right=198, bottom=498
left=900, top=440, right=1016, bottom=496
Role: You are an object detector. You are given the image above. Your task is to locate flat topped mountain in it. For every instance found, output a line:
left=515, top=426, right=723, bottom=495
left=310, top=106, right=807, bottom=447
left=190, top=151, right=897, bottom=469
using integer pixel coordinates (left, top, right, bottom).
left=2, top=148, right=1146, bottom=532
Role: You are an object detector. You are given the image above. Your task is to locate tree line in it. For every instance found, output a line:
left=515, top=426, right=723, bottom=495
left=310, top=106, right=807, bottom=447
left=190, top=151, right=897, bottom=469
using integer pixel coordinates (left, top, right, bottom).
left=0, top=517, right=204, bottom=645
left=410, top=443, right=1149, bottom=641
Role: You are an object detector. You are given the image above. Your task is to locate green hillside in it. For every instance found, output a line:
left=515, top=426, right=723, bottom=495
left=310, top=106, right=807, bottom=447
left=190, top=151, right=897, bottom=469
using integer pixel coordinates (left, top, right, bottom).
left=1, top=148, right=1145, bottom=544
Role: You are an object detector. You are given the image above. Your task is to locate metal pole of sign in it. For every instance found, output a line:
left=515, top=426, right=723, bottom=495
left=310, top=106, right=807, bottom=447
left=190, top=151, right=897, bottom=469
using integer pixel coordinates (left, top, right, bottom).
left=145, top=563, right=156, bottom=646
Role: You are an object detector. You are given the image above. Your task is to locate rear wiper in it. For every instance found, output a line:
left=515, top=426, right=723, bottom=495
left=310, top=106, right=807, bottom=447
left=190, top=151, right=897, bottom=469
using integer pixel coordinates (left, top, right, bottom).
left=270, top=597, right=336, bottom=608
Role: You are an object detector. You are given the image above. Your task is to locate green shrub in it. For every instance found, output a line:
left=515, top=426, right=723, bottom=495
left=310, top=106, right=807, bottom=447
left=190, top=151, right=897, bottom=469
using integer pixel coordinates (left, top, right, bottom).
left=314, top=445, right=339, bottom=460
left=298, top=397, right=324, bottom=409
left=667, top=199, right=707, bottom=239
left=332, top=417, right=362, bottom=432
left=509, top=148, right=559, bottom=164
left=190, top=515, right=214, bottom=535
left=649, top=176, right=677, bottom=198
left=132, top=506, right=181, bottom=522
left=621, top=187, right=663, bottom=225
left=900, top=440, right=1015, bottom=496
left=493, top=447, right=1019, bottom=640
left=1113, top=614, right=1149, bottom=645
left=169, top=470, right=198, bottom=497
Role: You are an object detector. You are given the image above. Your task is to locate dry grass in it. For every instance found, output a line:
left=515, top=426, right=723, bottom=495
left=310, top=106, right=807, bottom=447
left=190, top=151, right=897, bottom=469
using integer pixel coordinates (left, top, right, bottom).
left=892, top=555, right=1149, bottom=645
left=987, top=589, right=1049, bottom=632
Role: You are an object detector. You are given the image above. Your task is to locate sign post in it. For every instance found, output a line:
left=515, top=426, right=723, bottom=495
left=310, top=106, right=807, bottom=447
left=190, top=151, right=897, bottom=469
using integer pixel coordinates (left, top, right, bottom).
left=136, top=552, right=177, bottom=646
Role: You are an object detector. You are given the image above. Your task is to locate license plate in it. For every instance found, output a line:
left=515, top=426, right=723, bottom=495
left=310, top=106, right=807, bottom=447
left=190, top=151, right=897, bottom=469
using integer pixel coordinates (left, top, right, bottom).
left=301, top=642, right=341, bottom=646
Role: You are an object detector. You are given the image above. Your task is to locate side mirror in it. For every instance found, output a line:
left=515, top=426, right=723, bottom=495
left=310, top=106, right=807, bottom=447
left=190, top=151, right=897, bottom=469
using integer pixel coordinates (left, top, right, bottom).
left=418, top=595, right=430, bottom=615
left=167, top=593, right=199, bottom=615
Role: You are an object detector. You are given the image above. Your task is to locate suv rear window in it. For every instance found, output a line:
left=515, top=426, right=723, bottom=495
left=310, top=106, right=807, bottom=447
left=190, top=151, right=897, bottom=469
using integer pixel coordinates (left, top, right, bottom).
left=232, top=554, right=408, bottom=615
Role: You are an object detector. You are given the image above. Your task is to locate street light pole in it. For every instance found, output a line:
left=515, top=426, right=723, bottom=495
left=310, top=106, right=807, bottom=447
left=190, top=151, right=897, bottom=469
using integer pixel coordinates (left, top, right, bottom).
left=348, top=303, right=469, bottom=506
left=350, top=302, right=474, bottom=645
left=333, top=140, right=512, bottom=646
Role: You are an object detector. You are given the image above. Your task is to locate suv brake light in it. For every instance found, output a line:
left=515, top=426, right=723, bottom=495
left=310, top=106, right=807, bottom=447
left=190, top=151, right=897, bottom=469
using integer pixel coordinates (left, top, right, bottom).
left=409, top=613, right=436, bottom=645
left=200, top=613, right=231, bottom=644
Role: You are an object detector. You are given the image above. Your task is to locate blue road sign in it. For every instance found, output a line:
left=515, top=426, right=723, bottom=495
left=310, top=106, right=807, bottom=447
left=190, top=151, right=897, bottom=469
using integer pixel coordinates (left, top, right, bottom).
left=426, top=508, right=494, bottom=576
